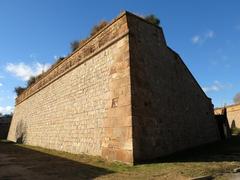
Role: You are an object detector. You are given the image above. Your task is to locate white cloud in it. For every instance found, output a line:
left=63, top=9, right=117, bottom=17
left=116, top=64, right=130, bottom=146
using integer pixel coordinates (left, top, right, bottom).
left=191, top=30, right=215, bottom=44
left=0, top=106, right=13, bottom=115
left=191, top=36, right=200, bottom=44
left=6, top=63, right=33, bottom=81
left=206, top=30, right=214, bottom=38
left=6, top=62, right=50, bottom=81
left=0, top=83, right=2, bottom=87
left=202, top=80, right=232, bottom=93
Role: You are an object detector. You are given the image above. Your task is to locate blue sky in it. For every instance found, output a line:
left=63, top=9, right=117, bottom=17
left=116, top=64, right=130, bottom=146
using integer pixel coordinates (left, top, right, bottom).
left=0, top=0, right=239, bottom=114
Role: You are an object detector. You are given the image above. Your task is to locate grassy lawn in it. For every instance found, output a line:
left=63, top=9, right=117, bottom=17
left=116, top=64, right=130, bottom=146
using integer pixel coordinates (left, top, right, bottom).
left=1, top=136, right=240, bottom=179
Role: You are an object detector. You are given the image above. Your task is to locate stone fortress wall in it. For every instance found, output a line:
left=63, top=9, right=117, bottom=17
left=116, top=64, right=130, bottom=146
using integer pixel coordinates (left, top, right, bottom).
left=215, top=104, right=240, bottom=128
left=8, top=11, right=220, bottom=164
left=127, top=14, right=220, bottom=161
left=8, top=12, right=133, bottom=163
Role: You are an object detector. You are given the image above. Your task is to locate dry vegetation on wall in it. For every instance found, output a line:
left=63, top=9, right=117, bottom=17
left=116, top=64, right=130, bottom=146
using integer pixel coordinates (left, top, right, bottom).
left=70, top=21, right=108, bottom=52
left=144, top=14, right=160, bottom=26
left=90, top=21, right=108, bottom=36
left=14, top=73, right=46, bottom=96
left=14, top=86, right=27, bottom=96
left=14, top=14, right=160, bottom=97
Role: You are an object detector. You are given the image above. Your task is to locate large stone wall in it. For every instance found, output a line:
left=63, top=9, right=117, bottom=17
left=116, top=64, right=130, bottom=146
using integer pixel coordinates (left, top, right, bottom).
left=127, top=14, right=220, bottom=162
left=8, top=11, right=220, bottom=164
left=8, top=13, right=133, bottom=163
left=215, top=104, right=240, bottom=128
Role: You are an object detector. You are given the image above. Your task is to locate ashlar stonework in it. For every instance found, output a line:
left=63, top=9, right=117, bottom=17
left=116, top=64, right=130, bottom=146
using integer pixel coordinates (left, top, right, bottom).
left=8, top=12, right=220, bottom=164
left=215, top=104, right=240, bottom=129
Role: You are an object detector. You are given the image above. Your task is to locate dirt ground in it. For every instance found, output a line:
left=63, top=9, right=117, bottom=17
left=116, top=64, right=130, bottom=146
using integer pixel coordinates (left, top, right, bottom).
left=1, top=137, right=240, bottom=180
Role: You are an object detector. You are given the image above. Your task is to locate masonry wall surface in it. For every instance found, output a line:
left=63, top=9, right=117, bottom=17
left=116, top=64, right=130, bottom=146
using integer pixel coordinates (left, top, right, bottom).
left=215, top=104, right=240, bottom=128
left=8, top=12, right=220, bottom=164
left=8, top=14, right=133, bottom=163
left=127, top=15, right=220, bottom=162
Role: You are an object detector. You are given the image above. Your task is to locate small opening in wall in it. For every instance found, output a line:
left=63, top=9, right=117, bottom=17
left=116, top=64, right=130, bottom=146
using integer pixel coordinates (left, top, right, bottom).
left=112, top=97, right=119, bottom=108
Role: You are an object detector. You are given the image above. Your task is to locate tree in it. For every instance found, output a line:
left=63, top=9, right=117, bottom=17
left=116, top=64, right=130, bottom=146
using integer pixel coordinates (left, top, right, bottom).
left=145, top=14, right=160, bottom=26
left=233, top=92, right=240, bottom=104
left=90, top=21, right=108, bottom=36
left=71, top=40, right=80, bottom=52
left=14, top=86, right=26, bottom=96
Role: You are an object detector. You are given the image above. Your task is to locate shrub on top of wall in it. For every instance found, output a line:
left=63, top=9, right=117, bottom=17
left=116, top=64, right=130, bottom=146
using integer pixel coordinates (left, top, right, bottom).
left=14, top=86, right=26, bottom=96
left=70, top=21, right=108, bottom=53
left=27, top=76, right=36, bottom=87
left=145, top=14, right=160, bottom=26
left=71, top=40, right=80, bottom=52
left=90, top=21, right=108, bottom=37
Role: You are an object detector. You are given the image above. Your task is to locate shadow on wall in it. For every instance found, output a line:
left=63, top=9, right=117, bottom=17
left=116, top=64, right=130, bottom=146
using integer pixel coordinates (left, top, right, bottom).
left=16, top=120, right=27, bottom=143
left=215, top=108, right=231, bottom=139
left=0, top=141, right=114, bottom=179
left=231, top=120, right=236, bottom=129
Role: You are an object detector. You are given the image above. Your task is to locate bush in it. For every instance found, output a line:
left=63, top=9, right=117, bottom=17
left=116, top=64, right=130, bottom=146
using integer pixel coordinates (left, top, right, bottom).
left=70, top=21, right=108, bottom=53
left=55, top=56, right=65, bottom=64
left=35, top=72, right=45, bottom=81
left=71, top=40, right=80, bottom=52
left=50, top=56, right=66, bottom=69
left=14, top=86, right=26, bottom=96
left=90, top=21, right=108, bottom=36
left=79, top=39, right=87, bottom=47
left=145, top=14, right=160, bottom=26
left=27, top=76, right=36, bottom=87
